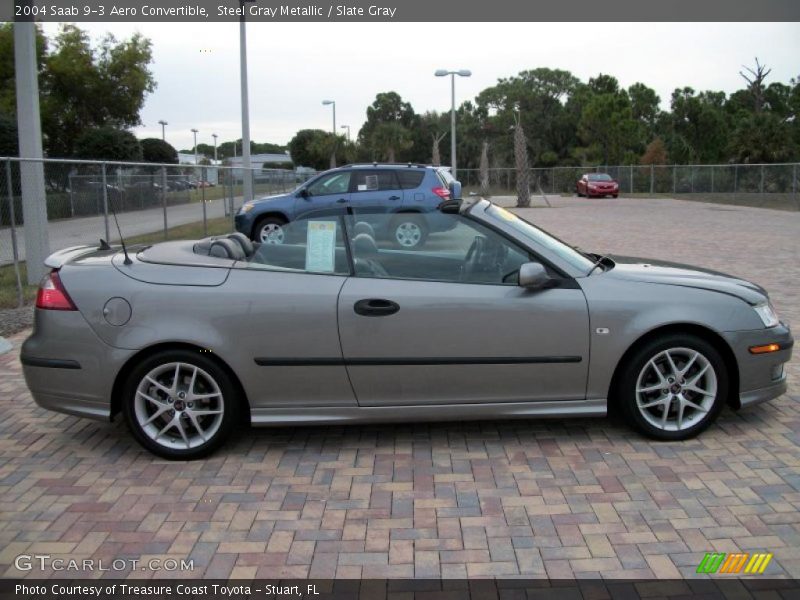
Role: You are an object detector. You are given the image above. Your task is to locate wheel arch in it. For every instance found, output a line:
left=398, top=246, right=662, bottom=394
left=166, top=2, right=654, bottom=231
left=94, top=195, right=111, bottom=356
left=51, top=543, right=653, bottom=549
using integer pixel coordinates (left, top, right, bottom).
left=251, top=211, right=289, bottom=239
left=110, top=342, right=251, bottom=423
left=607, top=322, right=740, bottom=412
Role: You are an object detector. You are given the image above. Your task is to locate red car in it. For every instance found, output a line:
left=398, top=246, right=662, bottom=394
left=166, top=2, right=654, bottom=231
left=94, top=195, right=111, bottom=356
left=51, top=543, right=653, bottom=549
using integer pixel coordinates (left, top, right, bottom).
left=576, top=173, right=619, bottom=198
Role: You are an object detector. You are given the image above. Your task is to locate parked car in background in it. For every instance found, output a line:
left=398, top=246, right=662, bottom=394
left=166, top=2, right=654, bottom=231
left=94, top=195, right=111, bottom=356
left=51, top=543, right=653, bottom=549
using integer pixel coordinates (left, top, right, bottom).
left=21, top=198, right=792, bottom=458
left=577, top=173, right=619, bottom=198
left=235, top=164, right=462, bottom=249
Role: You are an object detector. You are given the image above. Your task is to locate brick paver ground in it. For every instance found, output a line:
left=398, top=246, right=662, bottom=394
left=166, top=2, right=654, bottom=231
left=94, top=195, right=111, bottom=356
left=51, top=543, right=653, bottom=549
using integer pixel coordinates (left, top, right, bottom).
left=1, top=196, right=798, bottom=580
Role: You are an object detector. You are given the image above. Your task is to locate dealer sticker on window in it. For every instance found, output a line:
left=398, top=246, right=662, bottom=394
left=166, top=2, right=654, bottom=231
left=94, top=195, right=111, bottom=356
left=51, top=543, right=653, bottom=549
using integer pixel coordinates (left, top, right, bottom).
left=305, top=220, right=337, bottom=273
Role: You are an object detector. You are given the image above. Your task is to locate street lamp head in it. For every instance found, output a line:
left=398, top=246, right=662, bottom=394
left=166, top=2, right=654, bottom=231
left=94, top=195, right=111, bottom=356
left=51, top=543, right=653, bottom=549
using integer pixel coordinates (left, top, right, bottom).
left=212, top=133, right=218, bottom=139
left=158, top=119, right=168, bottom=126
left=191, top=128, right=199, bottom=133
left=322, top=100, right=335, bottom=106
left=434, top=69, right=449, bottom=77
left=457, top=69, right=472, bottom=77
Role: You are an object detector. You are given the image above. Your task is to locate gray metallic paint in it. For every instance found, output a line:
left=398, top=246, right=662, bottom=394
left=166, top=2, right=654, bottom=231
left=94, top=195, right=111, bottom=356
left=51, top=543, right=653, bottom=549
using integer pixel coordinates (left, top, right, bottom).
left=21, top=199, right=793, bottom=429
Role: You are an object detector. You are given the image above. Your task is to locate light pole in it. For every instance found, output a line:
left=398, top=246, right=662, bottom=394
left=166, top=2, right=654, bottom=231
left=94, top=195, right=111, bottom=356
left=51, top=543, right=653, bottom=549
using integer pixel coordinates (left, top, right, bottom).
left=340, top=124, right=350, bottom=142
left=240, top=0, right=256, bottom=203
left=158, top=119, right=168, bottom=141
left=435, top=69, right=471, bottom=179
left=322, top=100, right=336, bottom=134
left=191, top=128, right=199, bottom=164
left=212, top=133, right=218, bottom=163
left=14, top=17, right=49, bottom=283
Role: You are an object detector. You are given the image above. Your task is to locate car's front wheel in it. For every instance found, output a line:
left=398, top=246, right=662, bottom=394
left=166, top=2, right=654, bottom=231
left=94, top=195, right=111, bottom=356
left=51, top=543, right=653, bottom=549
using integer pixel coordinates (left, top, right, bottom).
left=618, top=334, right=728, bottom=440
left=391, top=214, right=428, bottom=249
left=254, top=216, right=287, bottom=244
left=122, top=350, right=241, bottom=459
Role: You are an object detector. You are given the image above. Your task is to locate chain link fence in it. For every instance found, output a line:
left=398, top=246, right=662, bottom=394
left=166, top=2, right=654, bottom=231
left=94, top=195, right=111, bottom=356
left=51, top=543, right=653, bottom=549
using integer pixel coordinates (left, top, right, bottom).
left=2, top=158, right=798, bottom=309
left=460, top=163, right=800, bottom=210
left=0, top=157, right=313, bottom=308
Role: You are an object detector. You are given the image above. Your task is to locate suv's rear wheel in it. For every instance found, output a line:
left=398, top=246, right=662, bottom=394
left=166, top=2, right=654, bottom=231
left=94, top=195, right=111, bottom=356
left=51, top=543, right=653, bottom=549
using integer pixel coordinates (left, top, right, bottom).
left=390, top=214, right=428, bottom=249
left=254, top=216, right=287, bottom=244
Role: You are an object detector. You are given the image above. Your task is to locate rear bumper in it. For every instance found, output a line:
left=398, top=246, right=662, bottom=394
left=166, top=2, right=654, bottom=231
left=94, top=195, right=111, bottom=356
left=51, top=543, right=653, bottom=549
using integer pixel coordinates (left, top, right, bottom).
left=21, top=309, right=124, bottom=422
left=723, top=322, right=793, bottom=409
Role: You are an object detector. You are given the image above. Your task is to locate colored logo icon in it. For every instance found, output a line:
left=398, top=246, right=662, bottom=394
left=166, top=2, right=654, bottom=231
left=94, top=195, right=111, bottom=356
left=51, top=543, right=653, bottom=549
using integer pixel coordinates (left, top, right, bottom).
left=696, top=552, right=773, bottom=574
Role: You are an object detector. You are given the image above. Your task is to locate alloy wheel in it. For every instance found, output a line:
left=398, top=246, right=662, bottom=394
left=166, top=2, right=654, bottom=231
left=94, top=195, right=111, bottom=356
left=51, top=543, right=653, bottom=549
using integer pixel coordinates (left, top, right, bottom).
left=395, top=221, right=422, bottom=248
left=635, top=347, right=717, bottom=432
left=133, top=362, right=225, bottom=450
left=259, top=222, right=285, bottom=244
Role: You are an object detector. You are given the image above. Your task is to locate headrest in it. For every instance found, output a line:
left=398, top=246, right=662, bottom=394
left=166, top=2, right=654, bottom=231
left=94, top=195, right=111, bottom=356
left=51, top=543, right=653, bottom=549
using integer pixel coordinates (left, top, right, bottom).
left=353, top=233, right=379, bottom=256
left=353, top=221, right=376, bottom=239
left=193, top=238, right=214, bottom=255
left=227, top=232, right=254, bottom=256
left=209, top=238, right=245, bottom=260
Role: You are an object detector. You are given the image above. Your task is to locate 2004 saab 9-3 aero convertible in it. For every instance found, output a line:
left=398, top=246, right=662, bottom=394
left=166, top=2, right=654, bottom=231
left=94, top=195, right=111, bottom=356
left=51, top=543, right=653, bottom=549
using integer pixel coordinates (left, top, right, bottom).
left=22, top=198, right=792, bottom=459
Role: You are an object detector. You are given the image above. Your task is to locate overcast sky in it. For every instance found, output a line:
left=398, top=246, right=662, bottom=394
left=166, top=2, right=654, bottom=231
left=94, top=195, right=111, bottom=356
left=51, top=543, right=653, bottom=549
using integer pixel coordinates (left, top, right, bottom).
left=41, top=22, right=800, bottom=151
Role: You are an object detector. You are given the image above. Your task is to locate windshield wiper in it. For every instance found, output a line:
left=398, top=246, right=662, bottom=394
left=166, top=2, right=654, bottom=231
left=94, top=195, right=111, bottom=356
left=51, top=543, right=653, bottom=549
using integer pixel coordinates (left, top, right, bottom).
left=588, top=254, right=611, bottom=275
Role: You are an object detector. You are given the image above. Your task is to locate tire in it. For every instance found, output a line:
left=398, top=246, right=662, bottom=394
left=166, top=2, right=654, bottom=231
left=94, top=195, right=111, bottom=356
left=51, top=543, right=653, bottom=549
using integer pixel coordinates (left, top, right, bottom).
left=576, top=187, right=583, bottom=197
left=617, top=333, right=728, bottom=441
left=253, top=216, right=287, bottom=244
left=613, top=194, right=618, bottom=198
left=390, top=214, right=428, bottom=249
left=122, top=349, right=242, bottom=460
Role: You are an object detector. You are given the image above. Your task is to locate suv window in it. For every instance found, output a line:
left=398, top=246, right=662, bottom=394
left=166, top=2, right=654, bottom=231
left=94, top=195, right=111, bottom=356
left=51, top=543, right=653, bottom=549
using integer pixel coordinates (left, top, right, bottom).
left=247, top=216, right=349, bottom=275
left=351, top=170, right=398, bottom=193
left=306, top=172, right=351, bottom=196
left=346, top=210, right=529, bottom=285
left=396, top=170, right=425, bottom=189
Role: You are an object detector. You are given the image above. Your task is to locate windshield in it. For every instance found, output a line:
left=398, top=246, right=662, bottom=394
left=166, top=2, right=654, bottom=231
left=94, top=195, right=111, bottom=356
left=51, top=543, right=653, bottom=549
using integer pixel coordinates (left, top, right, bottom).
left=588, top=173, right=613, bottom=181
left=486, top=205, right=594, bottom=273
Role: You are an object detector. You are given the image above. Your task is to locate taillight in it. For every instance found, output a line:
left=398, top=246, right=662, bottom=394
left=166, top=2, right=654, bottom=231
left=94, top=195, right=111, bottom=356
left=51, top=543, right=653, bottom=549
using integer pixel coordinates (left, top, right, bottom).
left=36, top=270, right=77, bottom=311
left=432, top=187, right=450, bottom=199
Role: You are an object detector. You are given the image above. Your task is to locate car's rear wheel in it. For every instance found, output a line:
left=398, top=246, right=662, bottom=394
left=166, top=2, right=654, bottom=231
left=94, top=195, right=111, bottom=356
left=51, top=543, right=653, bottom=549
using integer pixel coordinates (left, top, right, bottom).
left=391, top=214, right=428, bottom=249
left=618, top=334, right=727, bottom=440
left=254, top=216, right=287, bottom=244
left=122, top=350, right=241, bottom=459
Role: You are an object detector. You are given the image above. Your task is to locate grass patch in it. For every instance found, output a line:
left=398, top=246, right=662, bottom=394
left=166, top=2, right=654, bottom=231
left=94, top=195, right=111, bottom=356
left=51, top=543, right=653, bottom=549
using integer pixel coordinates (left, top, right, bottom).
left=0, top=216, right=234, bottom=310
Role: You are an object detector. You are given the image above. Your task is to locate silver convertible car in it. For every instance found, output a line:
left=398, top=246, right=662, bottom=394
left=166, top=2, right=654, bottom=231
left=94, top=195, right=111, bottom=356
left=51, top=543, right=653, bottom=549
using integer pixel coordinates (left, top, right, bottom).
left=22, top=198, right=792, bottom=459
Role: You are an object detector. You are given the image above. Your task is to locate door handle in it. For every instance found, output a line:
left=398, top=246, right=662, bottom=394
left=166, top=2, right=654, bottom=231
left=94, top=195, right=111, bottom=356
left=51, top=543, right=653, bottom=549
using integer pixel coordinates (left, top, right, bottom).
left=336, top=198, right=348, bottom=203
left=388, top=195, right=400, bottom=201
left=354, top=298, right=400, bottom=317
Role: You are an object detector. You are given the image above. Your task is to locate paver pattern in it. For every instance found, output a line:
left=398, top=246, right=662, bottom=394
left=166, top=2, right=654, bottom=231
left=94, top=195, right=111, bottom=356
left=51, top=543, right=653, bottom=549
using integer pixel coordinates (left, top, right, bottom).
left=1, top=196, right=798, bottom=580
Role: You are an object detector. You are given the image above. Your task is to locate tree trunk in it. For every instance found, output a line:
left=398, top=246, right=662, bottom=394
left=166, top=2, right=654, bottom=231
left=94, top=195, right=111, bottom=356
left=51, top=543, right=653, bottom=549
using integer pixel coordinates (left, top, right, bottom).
left=514, top=118, right=530, bottom=208
left=431, top=133, right=446, bottom=166
left=479, top=140, right=490, bottom=197
left=387, top=147, right=396, bottom=163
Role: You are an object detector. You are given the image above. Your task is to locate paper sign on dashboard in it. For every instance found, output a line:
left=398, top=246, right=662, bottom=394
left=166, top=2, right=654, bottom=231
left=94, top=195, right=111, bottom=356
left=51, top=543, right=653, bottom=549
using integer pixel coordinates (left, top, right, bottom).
left=305, top=221, right=337, bottom=273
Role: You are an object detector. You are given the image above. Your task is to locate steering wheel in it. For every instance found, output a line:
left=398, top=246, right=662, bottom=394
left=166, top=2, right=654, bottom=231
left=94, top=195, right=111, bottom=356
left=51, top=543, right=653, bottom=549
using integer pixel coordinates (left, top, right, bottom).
left=461, top=235, right=486, bottom=281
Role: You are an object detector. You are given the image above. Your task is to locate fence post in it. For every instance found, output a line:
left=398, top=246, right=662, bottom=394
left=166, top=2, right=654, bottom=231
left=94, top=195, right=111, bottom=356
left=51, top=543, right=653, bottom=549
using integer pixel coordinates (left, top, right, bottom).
left=710, top=166, right=714, bottom=193
left=650, top=164, right=654, bottom=195
left=551, top=168, right=555, bottom=194
left=161, top=166, right=168, bottom=240
left=734, top=165, right=738, bottom=194
left=201, top=166, right=208, bottom=237
left=68, top=173, right=75, bottom=218
left=5, top=159, right=24, bottom=307
left=629, top=165, right=633, bottom=194
left=793, top=163, right=798, bottom=210
left=101, top=162, right=110, bottom=242
left=760, top=165, right=765, bottom=195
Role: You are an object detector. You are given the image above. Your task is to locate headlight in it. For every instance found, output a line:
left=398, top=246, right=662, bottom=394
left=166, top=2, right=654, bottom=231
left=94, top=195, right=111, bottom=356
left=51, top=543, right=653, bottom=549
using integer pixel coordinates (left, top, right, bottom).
left=753, top=303, right=779, bottom=328
left=239, top=202, right=255, bottom=213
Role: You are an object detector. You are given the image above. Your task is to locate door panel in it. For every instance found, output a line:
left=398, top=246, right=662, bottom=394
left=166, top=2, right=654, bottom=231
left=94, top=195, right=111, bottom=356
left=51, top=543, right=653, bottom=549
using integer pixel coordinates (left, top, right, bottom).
left=223, top=269, right=355, bottom=408
left=337, top=277, right=590, bottom=407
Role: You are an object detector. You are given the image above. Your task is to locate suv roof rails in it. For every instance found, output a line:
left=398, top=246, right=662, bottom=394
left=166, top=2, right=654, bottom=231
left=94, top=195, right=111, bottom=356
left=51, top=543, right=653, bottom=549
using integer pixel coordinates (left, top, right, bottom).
left=344, top=162, right=432, bottom=169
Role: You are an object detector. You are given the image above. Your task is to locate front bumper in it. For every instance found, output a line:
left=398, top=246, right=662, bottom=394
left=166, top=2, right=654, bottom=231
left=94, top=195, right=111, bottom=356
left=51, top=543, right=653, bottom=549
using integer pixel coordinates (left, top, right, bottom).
left=723, top=322, right=793, bottom=409
left=234, top=211, right=255, bottom=236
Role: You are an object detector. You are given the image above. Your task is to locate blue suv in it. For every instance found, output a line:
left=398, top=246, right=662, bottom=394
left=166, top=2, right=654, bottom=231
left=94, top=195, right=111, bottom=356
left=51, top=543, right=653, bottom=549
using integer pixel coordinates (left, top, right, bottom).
left=235, top=164, right=461, bottom=249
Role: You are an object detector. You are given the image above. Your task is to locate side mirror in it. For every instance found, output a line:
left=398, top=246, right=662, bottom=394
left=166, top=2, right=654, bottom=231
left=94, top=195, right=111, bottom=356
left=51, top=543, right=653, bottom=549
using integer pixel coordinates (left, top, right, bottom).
left=518, top=262, right=552, bottom=289
left=449, top=181, right=462, bottom=200
left=297, top=188, right=310, bottom=199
